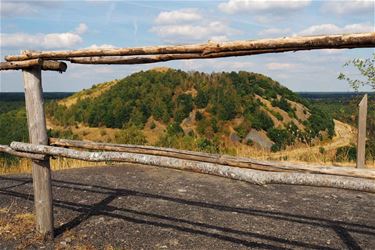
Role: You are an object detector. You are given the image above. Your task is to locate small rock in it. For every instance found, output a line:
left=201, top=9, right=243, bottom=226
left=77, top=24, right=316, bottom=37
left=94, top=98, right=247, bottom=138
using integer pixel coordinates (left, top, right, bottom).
left=178, top=189, right=187, bottom=193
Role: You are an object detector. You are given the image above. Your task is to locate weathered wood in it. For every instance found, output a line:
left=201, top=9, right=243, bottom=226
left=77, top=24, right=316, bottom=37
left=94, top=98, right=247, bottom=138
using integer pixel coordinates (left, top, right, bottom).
left=68, top=49, right=300, bottom=65
left=22, top=64, right=54, bottom=239
left=5, top=33, right=375, bottom=61
left=41, top=60, right=67, bottom=72
left=49, top=138, right=375, bottom=180
left=11, top=142, right=375, bottom=193
left=0, top=59, right=67, bottom=72
left=0, top=59, right=42, bottom=70
left=357, top=94, right=368, bottom=168
left=0, top=145, right=45, bottom=160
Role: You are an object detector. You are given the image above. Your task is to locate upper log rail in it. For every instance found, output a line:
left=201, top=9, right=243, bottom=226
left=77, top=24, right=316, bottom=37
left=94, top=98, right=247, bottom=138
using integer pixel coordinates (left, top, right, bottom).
left=49, top=138, right=375, bottom=180
left=0, top=59, right=67, bottom=72
left=4, top=33, right=375, bottom=62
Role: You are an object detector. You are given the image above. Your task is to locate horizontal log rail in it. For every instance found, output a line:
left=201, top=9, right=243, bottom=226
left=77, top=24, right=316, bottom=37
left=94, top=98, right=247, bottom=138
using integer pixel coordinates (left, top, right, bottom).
left=67, top=48, right=311, bottom=65
left=49, top=138, right=375, bottom=180
left=0, top=59, right=67, bottom=72
left=4, top=33, right=375, bottom=62
left=0, top=145, right=46, bottom=161
left=7, top=141, right=375, bottom=193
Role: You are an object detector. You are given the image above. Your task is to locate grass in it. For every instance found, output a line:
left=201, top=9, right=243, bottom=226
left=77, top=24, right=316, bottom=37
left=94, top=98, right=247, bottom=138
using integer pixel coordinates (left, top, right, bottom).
left=0, top=208, right=96, bottom=249
left=0, top=157, right=109, bottom=175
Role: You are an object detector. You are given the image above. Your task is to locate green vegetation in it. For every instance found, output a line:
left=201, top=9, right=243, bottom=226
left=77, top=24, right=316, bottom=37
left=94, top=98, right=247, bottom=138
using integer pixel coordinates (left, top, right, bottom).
left=302, top=92, right=375, bottom=161
left=46, top=69, right=334, bottom=151
left=338, top=53, right=374, bottom=91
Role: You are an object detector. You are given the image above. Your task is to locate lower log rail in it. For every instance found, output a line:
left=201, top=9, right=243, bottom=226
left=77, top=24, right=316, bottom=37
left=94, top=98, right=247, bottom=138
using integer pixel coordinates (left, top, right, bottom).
left=8, top=141, right=375, bottom=193
left=49, top=138, right=375, bottom=180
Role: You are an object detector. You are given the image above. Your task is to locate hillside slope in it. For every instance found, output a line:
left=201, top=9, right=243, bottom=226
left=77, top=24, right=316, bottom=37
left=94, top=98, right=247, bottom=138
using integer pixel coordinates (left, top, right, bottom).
left=46, top=68, right=335, bottom=153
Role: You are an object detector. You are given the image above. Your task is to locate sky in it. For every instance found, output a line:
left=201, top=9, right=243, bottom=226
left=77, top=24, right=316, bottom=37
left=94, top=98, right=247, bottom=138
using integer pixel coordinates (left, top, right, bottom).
left=0, top=0, right=374, bottom=92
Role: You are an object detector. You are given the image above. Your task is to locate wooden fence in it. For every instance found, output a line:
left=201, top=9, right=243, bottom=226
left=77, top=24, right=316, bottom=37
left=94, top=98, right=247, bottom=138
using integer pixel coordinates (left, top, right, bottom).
left=0, top=32, right=374, bottom=239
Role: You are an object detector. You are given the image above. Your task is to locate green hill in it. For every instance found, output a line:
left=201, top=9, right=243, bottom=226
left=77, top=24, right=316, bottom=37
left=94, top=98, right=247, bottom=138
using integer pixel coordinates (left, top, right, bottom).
left=46, top=68, right=335, bottom=153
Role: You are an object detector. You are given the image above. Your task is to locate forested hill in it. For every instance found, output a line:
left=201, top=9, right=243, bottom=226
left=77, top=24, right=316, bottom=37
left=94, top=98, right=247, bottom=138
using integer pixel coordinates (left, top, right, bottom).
left=46, top=68, right=334, bottom=152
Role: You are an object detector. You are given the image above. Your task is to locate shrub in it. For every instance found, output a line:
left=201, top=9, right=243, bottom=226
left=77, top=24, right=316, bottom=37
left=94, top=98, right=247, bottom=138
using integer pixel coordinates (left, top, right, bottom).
left=196, top=137, right=219, bottom=153
left=195, top=111, right=204, bottom=121
left=267, top=128, right=291, bottom=151
left=115, top=126, right=147, bottom=145
left=335, top=145, right=356, bottom=162
left=248, top=110, right=274, bottom=131
left=166, top=122, right=184, bottom=136
left=195, top=89, right=209, bottom=108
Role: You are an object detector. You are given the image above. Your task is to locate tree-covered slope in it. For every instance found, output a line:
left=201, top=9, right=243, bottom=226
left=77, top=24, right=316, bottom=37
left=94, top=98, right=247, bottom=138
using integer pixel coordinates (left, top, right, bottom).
left=46, top=69, right=335, bottom=152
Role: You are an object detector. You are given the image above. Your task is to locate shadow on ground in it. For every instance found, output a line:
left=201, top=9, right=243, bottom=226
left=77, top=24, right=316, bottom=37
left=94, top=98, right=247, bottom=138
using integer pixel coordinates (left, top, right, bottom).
left=0, top=164, right=374, bottom=249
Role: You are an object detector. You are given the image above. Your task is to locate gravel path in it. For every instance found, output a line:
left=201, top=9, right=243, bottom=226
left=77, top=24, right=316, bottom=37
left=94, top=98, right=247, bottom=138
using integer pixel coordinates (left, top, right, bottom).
left=0, top=164, right=374, bottom=249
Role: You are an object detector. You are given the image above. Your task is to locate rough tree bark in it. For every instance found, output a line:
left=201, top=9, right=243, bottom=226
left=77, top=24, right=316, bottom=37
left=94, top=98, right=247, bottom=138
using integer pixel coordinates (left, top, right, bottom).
left=49, top=138, right=375, bottom=180
left=22, top=64, right=54, bottom=239
left=5, top=33, right=375, bottom=61
left=0, top=59, right=67, bottom=72
left=357, top=94, right=368, bottom=168
left=10, top=142, right=375, bottom=193
left=0, top=145, right=45, bottom=160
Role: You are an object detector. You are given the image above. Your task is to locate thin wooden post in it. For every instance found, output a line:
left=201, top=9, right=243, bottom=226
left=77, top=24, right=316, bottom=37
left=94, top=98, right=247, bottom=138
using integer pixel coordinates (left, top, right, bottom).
left=357, top=94, right=368, bottom=168
left=23, top=64, right=54, bottom=239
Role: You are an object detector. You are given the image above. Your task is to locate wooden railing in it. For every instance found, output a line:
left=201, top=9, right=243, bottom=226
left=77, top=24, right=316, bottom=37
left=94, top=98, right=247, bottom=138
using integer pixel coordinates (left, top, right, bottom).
left=0, top=32, right=374, bottom=239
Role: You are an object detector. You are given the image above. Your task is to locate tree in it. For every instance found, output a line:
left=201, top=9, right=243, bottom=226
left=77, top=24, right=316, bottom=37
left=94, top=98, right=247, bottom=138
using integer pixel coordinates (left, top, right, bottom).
left=338, top=53, right=375, bottom=91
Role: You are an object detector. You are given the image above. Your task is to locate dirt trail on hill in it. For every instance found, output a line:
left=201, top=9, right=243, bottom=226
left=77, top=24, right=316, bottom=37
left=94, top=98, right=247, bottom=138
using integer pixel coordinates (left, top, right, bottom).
left=271, top=119, right=356, bottom=159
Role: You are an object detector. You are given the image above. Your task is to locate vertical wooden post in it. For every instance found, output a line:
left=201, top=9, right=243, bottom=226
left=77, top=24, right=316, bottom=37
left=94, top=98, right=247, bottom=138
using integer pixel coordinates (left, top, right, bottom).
left=356, top=94, right=368, bottom=168
left=23, top=64, right=54, bottom=239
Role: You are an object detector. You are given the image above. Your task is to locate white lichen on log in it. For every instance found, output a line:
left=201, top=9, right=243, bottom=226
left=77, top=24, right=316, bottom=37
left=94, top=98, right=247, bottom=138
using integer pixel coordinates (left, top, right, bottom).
left=10, top=141, right=375, bottom=193
left=49, top=138, right=375, bottom=180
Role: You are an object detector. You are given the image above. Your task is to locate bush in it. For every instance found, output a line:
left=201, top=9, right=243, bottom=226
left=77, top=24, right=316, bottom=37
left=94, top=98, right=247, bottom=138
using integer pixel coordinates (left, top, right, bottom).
left=235, top=120, right=251, bottom=139
left=267, top=128, right=291, bottom=151
left=248, top=110, right=274, bottom=131
left=195, top=111, right=204, bottom=121
left=196, top=137, right=219, bottom=153
left=195, top=89, right=209, bottom=108
left=115, top=126, right=147, bottom=145
left=166, top=122, right=184, bottom=136
left=335, top=145, right=356, bottom=162
left=48, top=128, right=78, bottom=140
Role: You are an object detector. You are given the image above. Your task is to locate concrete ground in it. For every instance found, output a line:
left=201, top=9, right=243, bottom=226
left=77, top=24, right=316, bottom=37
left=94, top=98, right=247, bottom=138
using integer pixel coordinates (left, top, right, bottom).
left=0, top=164, right=374, bottom=249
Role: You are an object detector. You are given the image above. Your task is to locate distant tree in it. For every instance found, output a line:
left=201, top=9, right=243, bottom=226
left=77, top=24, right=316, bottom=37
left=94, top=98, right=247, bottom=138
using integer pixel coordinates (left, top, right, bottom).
left=338, top=53, right=375, bottom=91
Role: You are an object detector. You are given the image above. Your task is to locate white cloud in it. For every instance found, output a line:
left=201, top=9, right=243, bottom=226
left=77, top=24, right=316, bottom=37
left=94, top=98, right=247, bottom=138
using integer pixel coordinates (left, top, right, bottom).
left=152, top=8, right=239, bottom=43
left=85, top=44, right=116, bottom=49
left=0, top=1, right=60, bottom=17
left=181, top=59, right=255, bottom=72
left=0, top=23, right=86, bottom=49
left=218, top=0, right=311, bottom=14
left=258, top=28, right=291, bottom=37
left=155, top=9, right=202, bottom=24
left=321, top=0, right=374, bottom=15
left=151, top=20, right=238, bottom=43
left=266, top=62, right=297, bottom=70
left=75, top=23, right=88, bottom=35
left=298, top=23, right=374, bottom=36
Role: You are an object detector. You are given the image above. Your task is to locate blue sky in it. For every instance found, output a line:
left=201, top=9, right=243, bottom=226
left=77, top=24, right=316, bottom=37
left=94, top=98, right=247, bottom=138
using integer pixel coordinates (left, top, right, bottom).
left=0, top=0, right=374, bottom=92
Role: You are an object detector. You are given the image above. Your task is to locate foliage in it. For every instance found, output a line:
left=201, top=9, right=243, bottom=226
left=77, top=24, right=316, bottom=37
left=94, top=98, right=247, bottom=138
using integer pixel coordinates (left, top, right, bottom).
left=47, top=128, right=78, bottom=140
left=247, top=110, right=274, bottom=131
left=115, top=126, right=147, bottom=145
left=335, top=145, right=357, bottom=162
left=44, top=69, right=334, bottom=151
left=267, top=128, right=292, bottom=152
left=338, top=53, right=375, bottom=91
